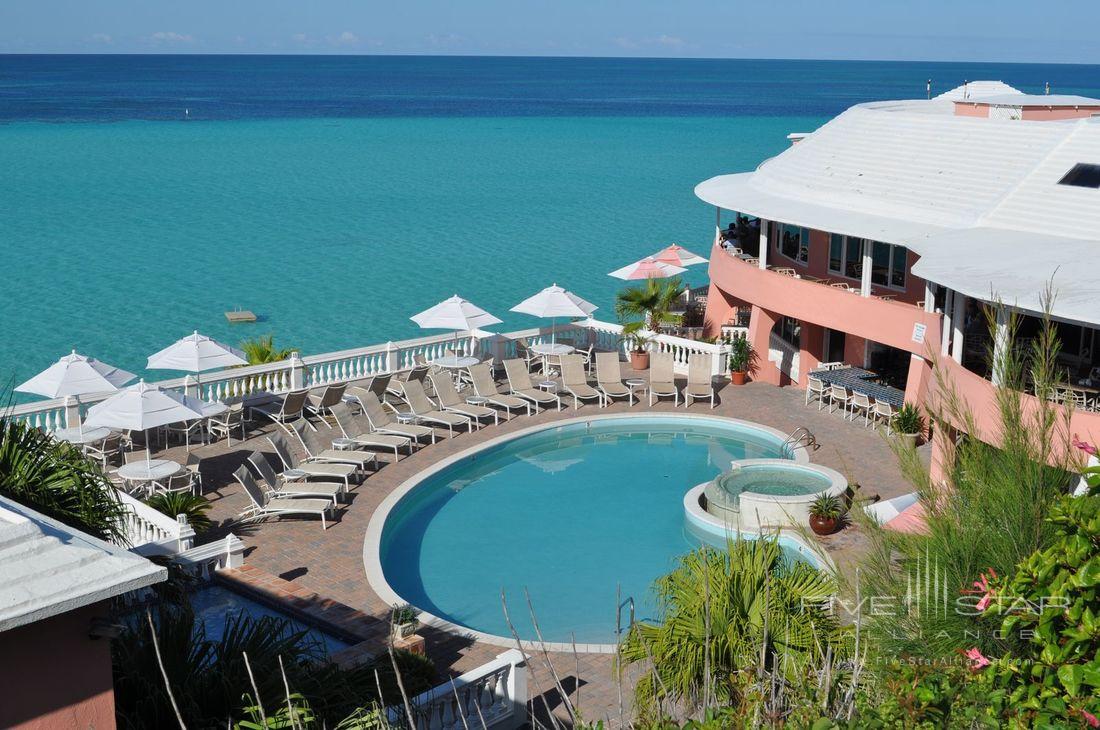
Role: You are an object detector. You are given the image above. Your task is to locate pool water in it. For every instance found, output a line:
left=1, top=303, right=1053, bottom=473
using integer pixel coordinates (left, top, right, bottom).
left=708, top=463, right=832, bottom=512
left=190, top=585, right=351, bottom=656
left=378, top=416, right=801, bottom=644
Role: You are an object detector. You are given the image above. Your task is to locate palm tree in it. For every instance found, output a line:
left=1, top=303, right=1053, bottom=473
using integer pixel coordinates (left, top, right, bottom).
left=0, top=409, right=127, bottom=544
left=145, top=491, right=213, bottom=534
left=615, top=277, right=686, bottom=336
left=620, top=538, right=845, bottom=716
left=239, top=335, right=294, bottom=365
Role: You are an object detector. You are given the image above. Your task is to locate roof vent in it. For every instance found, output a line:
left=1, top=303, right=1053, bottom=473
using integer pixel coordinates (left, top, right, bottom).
left=1057, top=163, right=1100, bottom=189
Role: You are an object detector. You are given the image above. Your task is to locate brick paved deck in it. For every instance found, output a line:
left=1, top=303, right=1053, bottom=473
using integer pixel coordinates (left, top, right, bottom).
left=152, top=375, right=925, bottom=727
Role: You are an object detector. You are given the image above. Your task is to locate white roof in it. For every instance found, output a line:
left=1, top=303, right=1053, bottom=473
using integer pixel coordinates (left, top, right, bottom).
left=963, top=94, right=1100, bottom=107
left=933, top=81, right=1022, bottom=101
left=696, top=84, right=1100, bottom=324
left=0, top=497, right=165, bottom=632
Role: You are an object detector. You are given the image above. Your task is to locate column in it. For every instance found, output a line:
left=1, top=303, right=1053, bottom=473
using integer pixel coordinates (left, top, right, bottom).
left=940, top=289, right=954, bottom=356
left=924, top=281, right=936, bottom=313
left=904, top=353, right=933, bottom=406
left=747, top=304, right=780, bottom=385
left=950, top=293, right=966, bottom=364
left=714, top=206, right=722, bottom=246
left=758, top=219, right=769, bottom=270
left=860, top=240, right=873, bottom=296
left=702, top=283, right=736, bottom=340
left=991, top=306, right=1010, bottom=386
left=798, top=322, right=824, bottom=387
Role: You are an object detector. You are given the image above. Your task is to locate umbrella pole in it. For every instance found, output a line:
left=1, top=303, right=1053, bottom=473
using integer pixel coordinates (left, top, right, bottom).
left=551, top=317, right=556, bottom=346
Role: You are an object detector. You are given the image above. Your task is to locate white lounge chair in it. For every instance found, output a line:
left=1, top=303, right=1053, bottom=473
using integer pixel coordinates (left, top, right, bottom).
left=400, top=380, right=471, bottom=437
left=648, top=351, right=679, bottom=406
left=386, top=365, right=431, bottom=404
left=350, top=388, right=437, bottom=445
left=249, top=388, right=309, bottom=424
left=560, top=354, right=604, bottom=409
left=246, top=451, right=344, bottom=504
left=683, top=353, right=715, bottom=409
left=234, top=465, right=333, bottom=530
left=284, top=419, right=376, bottom=471
left=330, top=403, right=412, bottom=460
left=595, top=352, right=634, bottom=406
left=501, top=358, right=561, bottom=412
left=306, top=383, right=347, bottom=419
left=266, top=433, right=355, bottom=490
left=428, top=372, right=499, bottom=427
left=469, top=363, right=531, bottom=418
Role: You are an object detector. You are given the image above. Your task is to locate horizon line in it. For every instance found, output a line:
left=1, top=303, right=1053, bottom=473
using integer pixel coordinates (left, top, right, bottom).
left=0, top=51, right=1096, bottom=68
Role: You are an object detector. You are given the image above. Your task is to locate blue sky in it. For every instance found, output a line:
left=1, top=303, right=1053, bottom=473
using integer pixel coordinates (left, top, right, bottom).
left=1, top=0, right=1097, bottom=64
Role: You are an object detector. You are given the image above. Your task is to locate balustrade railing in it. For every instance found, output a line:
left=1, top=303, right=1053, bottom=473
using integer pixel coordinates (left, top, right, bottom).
left=5, top=319, right=728, bottom=431
left=116, top=489, right=196, bottom=556
left=392, top=649, right=527, bottom=730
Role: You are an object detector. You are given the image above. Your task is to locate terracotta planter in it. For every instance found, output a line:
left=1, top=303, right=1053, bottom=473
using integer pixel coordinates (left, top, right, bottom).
left=809, top=515, right=838, bottom=536
left=730, top=370, right=747, bottom=385
left=629, top=351, right=650, bottom=371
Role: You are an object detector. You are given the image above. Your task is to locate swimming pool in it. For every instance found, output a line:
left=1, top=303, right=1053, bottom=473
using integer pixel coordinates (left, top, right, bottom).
left=368, top=414, right=813, bottom=647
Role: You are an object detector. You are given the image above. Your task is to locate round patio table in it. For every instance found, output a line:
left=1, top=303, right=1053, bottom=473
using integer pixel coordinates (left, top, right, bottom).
left=430, top=355, right=479, bottom=387
left=530, top=342, right=574, bottom=376
left=117, top=459, right=183, bottom=483
left=54, top=426, right=113, bottom=445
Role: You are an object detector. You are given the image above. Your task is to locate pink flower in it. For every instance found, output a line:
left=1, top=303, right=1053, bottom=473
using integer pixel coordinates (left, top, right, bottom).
left=1082, top=710, right=1099, bottom=728
left=964, top=647, right=990, bottom=671
left=1072, top=434, right=1097, bottom=456
left=964, top=569, right=997, bottom=612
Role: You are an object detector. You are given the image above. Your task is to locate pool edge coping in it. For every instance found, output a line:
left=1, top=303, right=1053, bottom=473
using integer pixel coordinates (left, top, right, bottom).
left=363, top=411, right=813, bottom=654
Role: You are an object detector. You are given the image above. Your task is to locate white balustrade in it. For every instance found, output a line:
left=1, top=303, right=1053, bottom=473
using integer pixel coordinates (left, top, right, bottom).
left=3, top=318, right=729, bottom=430
left=393, top=649, right=527, bottom=730
left=115, top=489, right=195, bottom=556
left=768, top=332, right=801, bottom=383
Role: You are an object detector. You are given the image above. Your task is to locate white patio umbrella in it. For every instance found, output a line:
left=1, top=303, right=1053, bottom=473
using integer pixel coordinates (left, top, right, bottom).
left=16, top=350, right=135, bottom=399
left=411, top=295, right=502, bottom=351
left=510, top=283, right=597, bottom=345
left=651, top=244, right=708, bottom=267
left=608, top=257, right=688, bottom=281
left=84, top=380, right=206, bottom=461
left=147, top=331, right=248, bottom=398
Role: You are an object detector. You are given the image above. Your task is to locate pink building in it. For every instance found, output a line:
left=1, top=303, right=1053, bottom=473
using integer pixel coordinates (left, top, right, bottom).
left=0, top=497, right=165, bottom=730
left=696, top=81, right=1100, bottom=476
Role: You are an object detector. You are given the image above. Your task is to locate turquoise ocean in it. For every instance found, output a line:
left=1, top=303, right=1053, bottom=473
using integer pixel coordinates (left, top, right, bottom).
left=4, top=55, right=1099, bottom=392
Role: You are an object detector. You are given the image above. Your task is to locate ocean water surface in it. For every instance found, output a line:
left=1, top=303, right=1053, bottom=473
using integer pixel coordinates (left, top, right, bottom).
left=3, top=55, right=1099, bottom=389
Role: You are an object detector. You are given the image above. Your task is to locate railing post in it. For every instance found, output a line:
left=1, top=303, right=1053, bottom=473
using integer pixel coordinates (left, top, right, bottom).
left=500, top=649, right=528, bottom=729
left=712, top=343, right=729, bottom=377
left=385, top=341, right=400, bottom=373
left=289, top=351, right=306, bottom=389
left=176, top=514, right=196, bottom=551
left=63, top=396, right=82, bottom=429
left=182, top=374, right=199, bottom=399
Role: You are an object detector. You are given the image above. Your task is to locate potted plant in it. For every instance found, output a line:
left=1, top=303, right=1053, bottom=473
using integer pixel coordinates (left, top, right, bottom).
left=727, top=336, right=754, bottom=385
left=808, top=494, right=844, bottom=535
left=615, top=278, right=686, bottom=372
left=891, top=403, right=925, bottom=447
left=390, top=604, right=420, bottom=640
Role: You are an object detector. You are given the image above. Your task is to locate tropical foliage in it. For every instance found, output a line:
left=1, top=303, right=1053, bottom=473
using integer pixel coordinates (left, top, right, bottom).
left=619, top=538, right=847, bottom=718
left=239, top=335, right=295, bottom=365
left=726, top=335, right=755, bottom=374
left=0, top=410, right=126, bottom=543
left=145, top=490, right=214, bottom=534
left=615, top=277, right=686, bottom=337
left=113, top=600, right=436, bottom=729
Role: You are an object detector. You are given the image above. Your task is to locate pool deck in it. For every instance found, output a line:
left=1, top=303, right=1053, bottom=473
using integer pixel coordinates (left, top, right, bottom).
left=157, top=373, right=925, bottom=727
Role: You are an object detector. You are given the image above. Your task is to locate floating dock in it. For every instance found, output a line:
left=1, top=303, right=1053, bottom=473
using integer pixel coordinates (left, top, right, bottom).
left=224, top=310, right=257, bottom=323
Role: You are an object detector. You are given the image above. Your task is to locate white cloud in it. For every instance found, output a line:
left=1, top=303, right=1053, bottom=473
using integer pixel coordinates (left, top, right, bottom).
left=148, top=31, right=195, bottom=44
left=88, top=33, right=112, bottom=44
left=427, top=33, right=465, bottom=48
left=329, top=31, right=360, bottom=46
left=656, top=34, right=684, bottom=47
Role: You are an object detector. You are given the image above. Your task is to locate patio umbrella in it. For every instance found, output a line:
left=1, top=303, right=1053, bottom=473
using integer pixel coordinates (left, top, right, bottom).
left=16, top=350, right=135, bottom=399
left=84, top=380, right=206, bottom=461
left=608, top=257, right=687, bottom=281
left=510, top=283, right=597, bottom=345
left=651, top=244, right=708, bottom=267
left=147, top=331, right=248, bottom=398
left=411, top=295, right=502, bottom=351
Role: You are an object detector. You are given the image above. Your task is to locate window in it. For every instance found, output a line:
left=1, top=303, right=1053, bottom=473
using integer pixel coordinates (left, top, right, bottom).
left=827, top=234, right=865, bottom=278
left=1058, top=163, right=1100, bottom=189
left=778, top=224, right=810, bottom=264
left=890, top=246, right=907, bottom=288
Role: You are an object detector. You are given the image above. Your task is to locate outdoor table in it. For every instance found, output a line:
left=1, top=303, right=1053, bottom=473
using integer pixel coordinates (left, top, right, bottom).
left=394, top=412, right=420, bottom=425
left=530, top=342, right=574, bottom=376
left=332, top=437, right=356, bottom=450
left=537, top=380, right=558, bottom=393
left=430, top=355, right=479, bottom=387
left=465, top=395, right=490, bottom=406
left=117, top=458, right=183, bottom=484
left=812, top=366, right=905, bottom=409
left=54, top=426, right=113, bottom=445
left=625, top=378, right=648, bottom=398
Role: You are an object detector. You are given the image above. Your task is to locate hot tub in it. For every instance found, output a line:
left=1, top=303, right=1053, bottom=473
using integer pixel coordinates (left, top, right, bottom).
left=703, top=459, right=847, bottom=529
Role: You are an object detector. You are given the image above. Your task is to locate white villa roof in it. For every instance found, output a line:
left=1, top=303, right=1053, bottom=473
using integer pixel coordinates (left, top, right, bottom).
left=0, top=496, right=166, bottom=632
left=933, top=81, right=1022, bottom=101
left=696, top=85, right=1100, bottom=324
left=964, top=94, right=1100, bottom=107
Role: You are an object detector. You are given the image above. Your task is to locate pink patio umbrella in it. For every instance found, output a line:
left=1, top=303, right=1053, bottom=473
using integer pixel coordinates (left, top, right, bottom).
left=651, top=244, right=708, bottom=267
left=607, top=257, right=687, bottom=281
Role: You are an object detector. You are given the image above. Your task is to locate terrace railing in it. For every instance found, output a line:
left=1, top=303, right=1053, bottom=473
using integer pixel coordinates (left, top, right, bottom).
left=5, top=319, right=728, bottom=432
left=392, top=649, right=527, bottom=730
left=116, top=489, right=196, bottom=556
